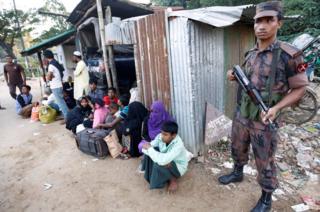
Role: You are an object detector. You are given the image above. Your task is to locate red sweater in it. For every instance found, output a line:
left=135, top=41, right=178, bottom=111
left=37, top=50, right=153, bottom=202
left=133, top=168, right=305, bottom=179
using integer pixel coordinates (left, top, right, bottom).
left=103, top=96, right=119, bottom=105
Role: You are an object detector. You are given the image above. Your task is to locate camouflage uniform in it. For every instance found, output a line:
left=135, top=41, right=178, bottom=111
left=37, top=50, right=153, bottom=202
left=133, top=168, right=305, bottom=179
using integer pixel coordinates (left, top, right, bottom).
left=232, top=40, right=308, bottom=192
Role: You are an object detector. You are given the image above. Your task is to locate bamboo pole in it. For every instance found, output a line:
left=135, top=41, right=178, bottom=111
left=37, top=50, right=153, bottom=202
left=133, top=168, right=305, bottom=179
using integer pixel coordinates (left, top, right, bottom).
left=105, top=6, right=119, bottom=92
left=96, top=0, right=112, bottom=88
left=37, top=51, right=46, bottom=98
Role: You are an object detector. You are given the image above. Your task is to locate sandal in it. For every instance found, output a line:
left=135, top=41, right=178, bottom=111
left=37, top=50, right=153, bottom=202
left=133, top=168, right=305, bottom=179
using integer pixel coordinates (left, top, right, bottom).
left=118, top=153, right=130, bottom=160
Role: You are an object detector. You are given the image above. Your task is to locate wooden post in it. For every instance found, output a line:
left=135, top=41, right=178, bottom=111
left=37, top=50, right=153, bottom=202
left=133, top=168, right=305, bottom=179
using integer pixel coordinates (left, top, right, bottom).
left=37, top=51, right=46, bottom=98
left=37, top=52, right=47, bottom=84
left=105, top=6, right=119, bottom=92
left=96, top=0, right=112, bottom=88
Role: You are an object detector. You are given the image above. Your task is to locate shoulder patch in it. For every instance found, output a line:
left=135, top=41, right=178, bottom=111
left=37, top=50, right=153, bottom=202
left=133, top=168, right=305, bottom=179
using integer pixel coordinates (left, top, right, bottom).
left=279, top=41, right=302, bottom=58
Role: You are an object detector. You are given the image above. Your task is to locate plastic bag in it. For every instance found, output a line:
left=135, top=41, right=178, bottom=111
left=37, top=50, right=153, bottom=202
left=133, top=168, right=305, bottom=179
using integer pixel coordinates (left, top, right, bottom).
left=39, top=106, right=57, bottom=124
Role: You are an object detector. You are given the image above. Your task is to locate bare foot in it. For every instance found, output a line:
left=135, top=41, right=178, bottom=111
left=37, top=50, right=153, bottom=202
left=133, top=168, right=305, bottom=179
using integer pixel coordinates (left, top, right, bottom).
left=168, top=178, right=178, bottom=194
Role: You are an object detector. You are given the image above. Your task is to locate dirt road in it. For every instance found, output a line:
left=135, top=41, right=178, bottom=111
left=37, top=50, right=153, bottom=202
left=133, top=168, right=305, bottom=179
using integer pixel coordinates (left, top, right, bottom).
left=0, top=79, right=297, bottom=212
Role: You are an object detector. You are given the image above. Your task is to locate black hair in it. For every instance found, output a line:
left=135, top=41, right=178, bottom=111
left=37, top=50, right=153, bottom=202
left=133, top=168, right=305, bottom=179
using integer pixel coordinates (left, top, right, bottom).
left=108, top=87, right=116, bottom=92
left=22, top=85, right=31, bottom=91
left=89, top=78, right=98, bottom=85
left=43, top=50, right=54, bottom=59
left=161, top=121, right=178, bottom=134
left=109, top=102, right=119, bottom=110
left=95, top=98, right=104, bottom=107
left=5, top=55, right=13, bottom=58
left=75, top=55, right=82, bottom=60
left=119, top=95, right=129, bottom=106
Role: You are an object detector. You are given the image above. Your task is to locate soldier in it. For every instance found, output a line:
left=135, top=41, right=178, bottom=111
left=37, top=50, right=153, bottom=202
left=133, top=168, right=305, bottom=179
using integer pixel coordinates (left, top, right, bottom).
left=218, top=1, right=308, bottom=212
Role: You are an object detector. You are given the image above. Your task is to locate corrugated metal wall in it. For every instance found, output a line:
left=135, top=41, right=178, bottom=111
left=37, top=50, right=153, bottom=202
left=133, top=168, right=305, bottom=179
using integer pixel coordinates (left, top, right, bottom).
left=169, top=17, right=225, bottom=154
left=224, top=24, right=255, bottom=117
left=134, top=11, right=171, bottom=109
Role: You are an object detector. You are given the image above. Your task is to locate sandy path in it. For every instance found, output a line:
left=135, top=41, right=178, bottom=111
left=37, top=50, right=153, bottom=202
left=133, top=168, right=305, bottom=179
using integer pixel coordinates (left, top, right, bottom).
left=0, top=79, right=296, bottom=212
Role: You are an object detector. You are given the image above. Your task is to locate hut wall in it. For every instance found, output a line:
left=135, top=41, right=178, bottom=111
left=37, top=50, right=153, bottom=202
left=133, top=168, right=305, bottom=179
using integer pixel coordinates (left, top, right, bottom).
left=169, top=17, right=225, bottom=154
left=134, top=11, right=171, bottom=109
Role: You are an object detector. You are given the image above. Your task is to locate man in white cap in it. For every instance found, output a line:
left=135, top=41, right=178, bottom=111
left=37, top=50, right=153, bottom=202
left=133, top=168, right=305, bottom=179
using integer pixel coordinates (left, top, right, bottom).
left=72, top=51, right=89, bottom=100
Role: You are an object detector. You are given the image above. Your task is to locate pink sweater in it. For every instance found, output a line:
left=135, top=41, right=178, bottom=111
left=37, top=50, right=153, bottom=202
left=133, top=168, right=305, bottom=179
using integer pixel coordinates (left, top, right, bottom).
left=93, top=106, right=109, bottom=128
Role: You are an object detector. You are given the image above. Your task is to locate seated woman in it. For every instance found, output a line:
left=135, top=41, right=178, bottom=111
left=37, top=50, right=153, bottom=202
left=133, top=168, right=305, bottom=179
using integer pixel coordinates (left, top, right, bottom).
left=141, top=121, right=189, bottom=193
left=122, top=101, right=148, bottom=158
left=92, top=98, right=108, bottom=129
left=66, top=96, right=93, bottom=134
left=142, top=101, right=174, bottom=142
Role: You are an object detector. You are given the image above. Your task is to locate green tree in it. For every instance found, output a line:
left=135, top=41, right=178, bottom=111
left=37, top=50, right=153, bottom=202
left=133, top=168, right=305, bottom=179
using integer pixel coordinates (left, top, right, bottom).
left=279, top=0, right=320, bottom=41
left=32, top=0, right=70, bottom=43
left=0, top=9, right=39, bottom=57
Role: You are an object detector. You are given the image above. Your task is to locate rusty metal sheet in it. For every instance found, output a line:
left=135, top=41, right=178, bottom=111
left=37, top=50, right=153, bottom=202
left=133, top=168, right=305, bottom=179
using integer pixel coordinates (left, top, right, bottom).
left=134, top=11, right=171, bottom=110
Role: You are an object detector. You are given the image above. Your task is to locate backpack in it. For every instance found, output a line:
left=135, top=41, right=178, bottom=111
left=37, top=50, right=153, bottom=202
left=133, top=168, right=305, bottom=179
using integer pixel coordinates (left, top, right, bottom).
left=50, top=59, right=64, bottom=80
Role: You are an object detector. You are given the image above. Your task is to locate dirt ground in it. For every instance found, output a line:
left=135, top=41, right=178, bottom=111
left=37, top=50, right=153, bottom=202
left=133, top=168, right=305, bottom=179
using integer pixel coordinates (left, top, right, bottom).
left=0, top=79, right=302, bottom=212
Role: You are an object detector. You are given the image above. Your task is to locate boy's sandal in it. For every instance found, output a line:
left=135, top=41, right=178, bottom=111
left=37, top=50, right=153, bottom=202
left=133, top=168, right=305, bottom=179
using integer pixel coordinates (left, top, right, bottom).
left=118, top=153, right=130, bottom=160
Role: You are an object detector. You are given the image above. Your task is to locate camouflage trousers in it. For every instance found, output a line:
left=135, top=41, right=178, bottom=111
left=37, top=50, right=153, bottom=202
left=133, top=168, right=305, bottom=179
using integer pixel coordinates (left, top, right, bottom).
left=231, top=116, right=279, bottom=192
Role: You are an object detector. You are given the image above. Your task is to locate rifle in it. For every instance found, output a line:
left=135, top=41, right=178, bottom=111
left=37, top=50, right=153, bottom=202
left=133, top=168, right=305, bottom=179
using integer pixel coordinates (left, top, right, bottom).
left=232, top=65, right=278, bottom=129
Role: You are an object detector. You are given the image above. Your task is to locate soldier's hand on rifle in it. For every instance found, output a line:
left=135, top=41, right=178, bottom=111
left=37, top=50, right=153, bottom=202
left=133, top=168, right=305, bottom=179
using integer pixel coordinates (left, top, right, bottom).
left=261, top=107, right=279, bottom=125
left=227, top=69, right=236, bottom=81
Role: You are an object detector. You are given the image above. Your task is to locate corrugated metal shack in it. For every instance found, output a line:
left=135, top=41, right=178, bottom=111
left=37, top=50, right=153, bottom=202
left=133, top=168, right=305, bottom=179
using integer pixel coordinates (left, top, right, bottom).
left=106, top=5, right=256, bottom=154
left=106, top=11, right=171, bottom=110
left=168, top=5, right=255, bottom=154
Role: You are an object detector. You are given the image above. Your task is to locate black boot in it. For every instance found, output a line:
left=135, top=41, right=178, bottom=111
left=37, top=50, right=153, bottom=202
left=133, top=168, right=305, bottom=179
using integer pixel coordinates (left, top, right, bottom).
left=218, top=165, right=243, bottom=185
left=251, top=190, right=272, bottom=212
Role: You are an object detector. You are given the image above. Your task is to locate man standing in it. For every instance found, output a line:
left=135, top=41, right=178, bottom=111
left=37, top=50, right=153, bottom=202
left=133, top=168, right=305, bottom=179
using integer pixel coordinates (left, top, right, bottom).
left=72, top=51, right=89, bottom=100
left=4, top=55, right=26, bottom=99
left=218, top=2, right=308, bottom=212
left=43, top=50, right=69, bottom=122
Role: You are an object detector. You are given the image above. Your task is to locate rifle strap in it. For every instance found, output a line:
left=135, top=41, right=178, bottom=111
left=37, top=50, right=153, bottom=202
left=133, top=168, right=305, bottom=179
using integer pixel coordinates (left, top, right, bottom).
left=267, top=47, right=281, bottom=107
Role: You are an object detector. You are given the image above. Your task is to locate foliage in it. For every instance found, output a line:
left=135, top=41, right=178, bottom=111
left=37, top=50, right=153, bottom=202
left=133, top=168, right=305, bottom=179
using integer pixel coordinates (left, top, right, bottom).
left=279, top=0, right=320, bottom=42
left=0, top=8, right=39, bottom=56
left=32, top=0, right=70, bottom=43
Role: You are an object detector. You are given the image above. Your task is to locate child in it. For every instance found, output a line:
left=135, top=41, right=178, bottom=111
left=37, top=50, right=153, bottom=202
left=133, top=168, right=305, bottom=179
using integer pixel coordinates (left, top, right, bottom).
left=92, top=98, right=108, bottom=128
left=95, top=102, right=119, bottom=130
left=101, top=95, right=129, bottom=129
left=16, top=85, right=33, bottom=118
left=103, top=87, right=119, bottom=106
left=141, top=121, right=189, bottom=192
left=42, top=88, right=60, bottom=112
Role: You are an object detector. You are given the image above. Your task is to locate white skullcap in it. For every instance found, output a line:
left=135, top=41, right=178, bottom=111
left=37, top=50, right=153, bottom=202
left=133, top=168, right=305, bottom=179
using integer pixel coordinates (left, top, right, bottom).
left=73, top=51, right=81, bottom=57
